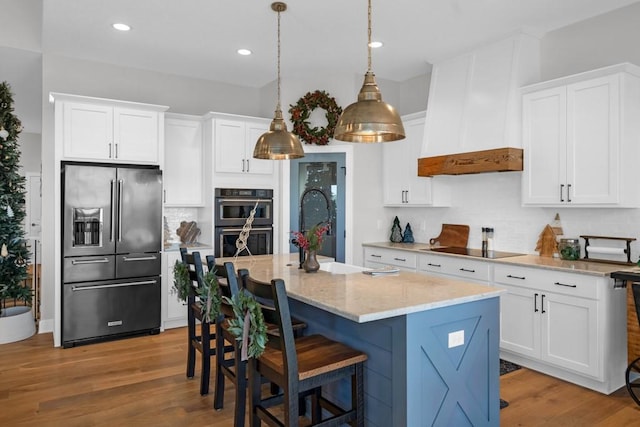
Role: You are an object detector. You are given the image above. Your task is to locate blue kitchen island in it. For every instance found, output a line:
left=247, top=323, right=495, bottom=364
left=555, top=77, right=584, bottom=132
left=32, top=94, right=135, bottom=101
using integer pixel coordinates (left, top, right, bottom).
left=220, top=254, right=505, bottom=426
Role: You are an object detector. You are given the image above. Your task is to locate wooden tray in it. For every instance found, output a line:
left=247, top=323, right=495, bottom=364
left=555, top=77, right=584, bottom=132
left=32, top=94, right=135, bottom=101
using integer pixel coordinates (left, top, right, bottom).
left=429, top=224, right=470, bottom=248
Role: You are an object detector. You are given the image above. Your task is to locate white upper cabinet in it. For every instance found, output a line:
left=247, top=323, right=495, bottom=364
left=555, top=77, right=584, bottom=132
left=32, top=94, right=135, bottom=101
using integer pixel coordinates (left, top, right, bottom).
left=522, top=63, right=640, bottom=207
left=423, top=32, right=540, bottom=156
left=53, top=93, right=168, bottom=165
left=164, top=114, right=204, bottom=206
left=213, top=116, right=273, bottom=175
left=383, top=112, right=449, bottom=206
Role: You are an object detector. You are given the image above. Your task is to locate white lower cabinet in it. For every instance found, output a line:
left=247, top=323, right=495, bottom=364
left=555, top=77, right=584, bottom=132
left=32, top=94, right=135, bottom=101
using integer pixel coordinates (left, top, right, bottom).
left=162, top=251, right=188, bottom=329
left=363, top=247, right=416, bottom=272
left=495, top=264, right=625, bottom=393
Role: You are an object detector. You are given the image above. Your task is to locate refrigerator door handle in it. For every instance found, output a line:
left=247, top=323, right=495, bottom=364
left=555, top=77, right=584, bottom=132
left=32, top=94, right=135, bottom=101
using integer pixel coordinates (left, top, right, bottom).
left=117, top=179, right=124, bottom=242
left=110, top=179, right=116, bottom=242
left=71, top=258, right=110, bottom=265
left=71, top=280, right=157, bottom=291
left=122, top=255, right=158, bottom=262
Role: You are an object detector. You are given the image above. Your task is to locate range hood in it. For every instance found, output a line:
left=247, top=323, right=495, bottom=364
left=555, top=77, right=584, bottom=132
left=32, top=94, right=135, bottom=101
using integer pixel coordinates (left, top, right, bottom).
left=417, top=32, right=539, bottom=176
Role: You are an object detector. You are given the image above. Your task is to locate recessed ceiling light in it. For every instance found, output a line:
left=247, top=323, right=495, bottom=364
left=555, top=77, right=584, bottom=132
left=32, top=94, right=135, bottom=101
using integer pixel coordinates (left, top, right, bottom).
left=112, top=23, right=131, bottom=32
left=369, top=41, right=383, bottom=48
left=237, top=49, right=252, bottom=56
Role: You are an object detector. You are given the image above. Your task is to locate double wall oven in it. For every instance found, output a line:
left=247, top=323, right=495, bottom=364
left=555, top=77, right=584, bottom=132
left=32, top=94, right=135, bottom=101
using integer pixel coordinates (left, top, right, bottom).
left=214, top=188, right=273, bottom=258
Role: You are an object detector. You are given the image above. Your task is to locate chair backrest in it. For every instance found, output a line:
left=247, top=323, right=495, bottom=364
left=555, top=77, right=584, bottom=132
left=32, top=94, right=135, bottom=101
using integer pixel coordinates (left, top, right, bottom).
left=208, top=258, right=242, bottom=317
left=180, top=250, right=205, bottom=302
left=240, top=273, right=297, bottom=375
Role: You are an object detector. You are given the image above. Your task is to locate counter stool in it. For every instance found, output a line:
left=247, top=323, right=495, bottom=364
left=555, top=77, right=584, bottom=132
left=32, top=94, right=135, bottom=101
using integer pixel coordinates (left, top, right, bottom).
left=626, top=282, right=640, bottom=405
left=207, top=259, right=308, bottom=426
left=181, top=249, right=231, bottom=396
left=207, top=258, right=247, bottom=427
left=242, top=272, right=368, bottom=427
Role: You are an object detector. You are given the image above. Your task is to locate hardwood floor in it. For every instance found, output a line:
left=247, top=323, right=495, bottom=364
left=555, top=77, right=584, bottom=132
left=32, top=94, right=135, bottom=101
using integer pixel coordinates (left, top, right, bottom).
left=1, top=328, right=639, bottom=426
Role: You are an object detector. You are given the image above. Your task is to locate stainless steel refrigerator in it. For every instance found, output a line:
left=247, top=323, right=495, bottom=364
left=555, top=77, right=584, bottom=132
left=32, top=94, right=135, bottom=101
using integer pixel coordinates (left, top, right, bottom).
left=61, top=162, right=162, bottom=347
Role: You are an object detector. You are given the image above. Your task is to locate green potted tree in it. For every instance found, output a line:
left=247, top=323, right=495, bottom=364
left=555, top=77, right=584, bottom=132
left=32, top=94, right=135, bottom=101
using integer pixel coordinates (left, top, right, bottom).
left=0, top=81, right=34, bottom=344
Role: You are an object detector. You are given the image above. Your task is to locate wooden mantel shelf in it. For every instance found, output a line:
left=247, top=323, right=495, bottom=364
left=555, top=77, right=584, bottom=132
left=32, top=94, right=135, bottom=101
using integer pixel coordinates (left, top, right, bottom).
left=418, top=147, right=523, bottom=177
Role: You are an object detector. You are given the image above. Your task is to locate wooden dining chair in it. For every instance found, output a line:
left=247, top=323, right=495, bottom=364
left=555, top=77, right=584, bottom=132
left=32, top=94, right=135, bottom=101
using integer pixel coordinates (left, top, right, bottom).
left=241, top=272, right=368, bottom=427
left=205, top=258, right=248, bottom=427
left=181, top=249, right=231, bottom=396
left=206, top=257, right=309, bottom=426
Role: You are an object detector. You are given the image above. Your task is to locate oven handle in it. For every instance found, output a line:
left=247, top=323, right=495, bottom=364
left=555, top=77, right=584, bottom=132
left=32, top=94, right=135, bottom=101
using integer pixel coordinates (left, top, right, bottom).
left=217, top=198, right=272, bottom=204
left=220, top=227, right=273, bottom=232
left=71, top=280, right=157, bottom=291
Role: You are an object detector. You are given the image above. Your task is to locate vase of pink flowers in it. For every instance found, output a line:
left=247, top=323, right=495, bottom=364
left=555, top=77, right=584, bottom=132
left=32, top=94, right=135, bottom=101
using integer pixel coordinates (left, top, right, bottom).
left=292, top=224, right=329, bottom=273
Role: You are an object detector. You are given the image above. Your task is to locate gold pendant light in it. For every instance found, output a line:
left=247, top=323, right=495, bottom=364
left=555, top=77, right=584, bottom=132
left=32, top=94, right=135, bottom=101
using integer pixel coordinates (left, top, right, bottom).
left=334, top=0, right=405, bottom=143
left=254, top=2, right=305, bottom=160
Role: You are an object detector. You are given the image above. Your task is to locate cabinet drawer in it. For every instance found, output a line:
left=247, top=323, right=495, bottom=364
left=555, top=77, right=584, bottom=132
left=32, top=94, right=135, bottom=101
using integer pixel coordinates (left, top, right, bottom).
left=364, top=247, right=416, bottom=270
left=419, top=254, right=491, bottom=283
left=448, top=258, right=491, bottom=283
left=494, top=264, right=599, bottom=299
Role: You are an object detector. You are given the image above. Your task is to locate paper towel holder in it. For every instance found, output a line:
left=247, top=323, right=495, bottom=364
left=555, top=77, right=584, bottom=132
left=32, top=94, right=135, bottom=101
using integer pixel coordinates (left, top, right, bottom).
left=581, top=235, right=636, bottom=265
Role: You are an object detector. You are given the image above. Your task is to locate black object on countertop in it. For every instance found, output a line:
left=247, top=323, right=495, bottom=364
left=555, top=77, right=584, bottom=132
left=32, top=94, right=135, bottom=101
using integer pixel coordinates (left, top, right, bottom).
left=610, top=269, right=640, bottom=283
left=426, top=246, right=525, bottom=259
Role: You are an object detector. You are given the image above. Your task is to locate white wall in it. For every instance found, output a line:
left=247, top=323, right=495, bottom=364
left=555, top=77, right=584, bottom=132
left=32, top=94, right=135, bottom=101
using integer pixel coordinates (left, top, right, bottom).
left=541, top=2, right=640, bottom=81
left=18, top=132, right=41, bottom=173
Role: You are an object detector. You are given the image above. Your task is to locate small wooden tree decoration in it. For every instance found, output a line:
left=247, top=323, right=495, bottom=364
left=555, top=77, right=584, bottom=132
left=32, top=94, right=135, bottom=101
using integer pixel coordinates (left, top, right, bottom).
left=536, top=224, right=558, bottom=257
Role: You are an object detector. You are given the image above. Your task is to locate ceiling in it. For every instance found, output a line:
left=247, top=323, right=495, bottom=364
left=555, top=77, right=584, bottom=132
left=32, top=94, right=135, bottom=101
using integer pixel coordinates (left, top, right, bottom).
left=5, top=0, right=640, bottom=134
left=42, top=0, right=640, bottom=87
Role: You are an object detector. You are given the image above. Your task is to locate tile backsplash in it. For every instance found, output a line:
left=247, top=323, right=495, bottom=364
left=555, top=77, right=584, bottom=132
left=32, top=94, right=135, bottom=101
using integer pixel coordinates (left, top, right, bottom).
left=164, top=207, right=200, bottom=244
left=384, top=172, right=640, bottom=263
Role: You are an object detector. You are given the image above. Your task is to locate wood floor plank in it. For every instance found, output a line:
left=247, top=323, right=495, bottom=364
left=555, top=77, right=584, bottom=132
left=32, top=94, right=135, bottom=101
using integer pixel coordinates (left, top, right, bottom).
left=2, top=328, right=640, bottom=425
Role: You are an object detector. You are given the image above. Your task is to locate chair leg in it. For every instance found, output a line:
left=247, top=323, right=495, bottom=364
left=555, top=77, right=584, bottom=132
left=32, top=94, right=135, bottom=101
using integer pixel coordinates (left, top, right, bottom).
left=311, top=388, right=321, bottom=423
left=248, top=358, right=262, bottom=427
left=355, top=363, right=365, bottom=427
left=284, top=384, right=298, bottom=427
left=213, top=324, right=225, bottom=410
left=234, top=349, right=247, bottom=427
left=200, top=322, right=211, bottom=396
left=186, top=327, right=195, bottom=379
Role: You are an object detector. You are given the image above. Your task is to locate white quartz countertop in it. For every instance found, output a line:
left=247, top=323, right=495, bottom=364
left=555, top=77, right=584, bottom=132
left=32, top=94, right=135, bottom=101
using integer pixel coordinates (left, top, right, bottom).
left=363, top=242, right=630, bottom=277
left=218, top=253, right=505, bottom=323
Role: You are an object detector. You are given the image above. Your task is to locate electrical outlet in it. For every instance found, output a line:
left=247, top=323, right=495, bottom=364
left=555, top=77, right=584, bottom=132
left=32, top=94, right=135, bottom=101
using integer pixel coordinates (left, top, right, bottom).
left=448, top=330, right=464, bottom=348
left=377, top=219, right=383, bottom=230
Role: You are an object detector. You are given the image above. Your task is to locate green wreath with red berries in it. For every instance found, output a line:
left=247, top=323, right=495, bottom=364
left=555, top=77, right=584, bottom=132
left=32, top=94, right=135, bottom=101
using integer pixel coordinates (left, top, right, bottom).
left=289, top=90, right=342, bottom=145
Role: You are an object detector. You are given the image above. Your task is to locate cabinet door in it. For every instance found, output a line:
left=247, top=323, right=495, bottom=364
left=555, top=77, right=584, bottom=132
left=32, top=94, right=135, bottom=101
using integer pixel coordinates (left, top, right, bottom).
left=114, top=108, right=160, bottom=163
left=499, top=285, right=540, bottom=359
left=541, top=292, right=599, bottom=377
left=165, top=252, right=188, bottom=327
left=522, top=87, right=566, bottom=205
left=63, top=102, right=113, bottom=160
left=566, top=75, right=619, bottom=204
left=214, top=119, right=245, bottom=173
left=164, top=117, right=203, bottom=206
left=245, top=120, right=274, bottom=175
left=382, top=133, right=408, bottom=205
left=383, top=115, right=434, bottom=206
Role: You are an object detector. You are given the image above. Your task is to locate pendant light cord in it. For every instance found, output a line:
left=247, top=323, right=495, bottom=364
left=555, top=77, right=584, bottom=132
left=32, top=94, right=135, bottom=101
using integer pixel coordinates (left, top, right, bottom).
left=276, top=8, right=282, bottom=112
left=367, top=0, right=372, bottom=73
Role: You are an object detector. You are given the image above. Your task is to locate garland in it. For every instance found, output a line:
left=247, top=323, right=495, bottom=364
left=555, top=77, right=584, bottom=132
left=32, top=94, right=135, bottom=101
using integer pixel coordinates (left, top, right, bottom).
left=172, top=260, right=190, bottom=302
left=289, top=90, right=342, bottom=145
left=197, top=270, right=222, bottom=324
left=223, top=291, right=268, bottom=360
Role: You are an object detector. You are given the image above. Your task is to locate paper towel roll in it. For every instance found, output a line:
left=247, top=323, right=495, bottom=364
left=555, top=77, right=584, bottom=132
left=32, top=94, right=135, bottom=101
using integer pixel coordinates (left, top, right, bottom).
left=585, top=246, right=626, bottom=255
